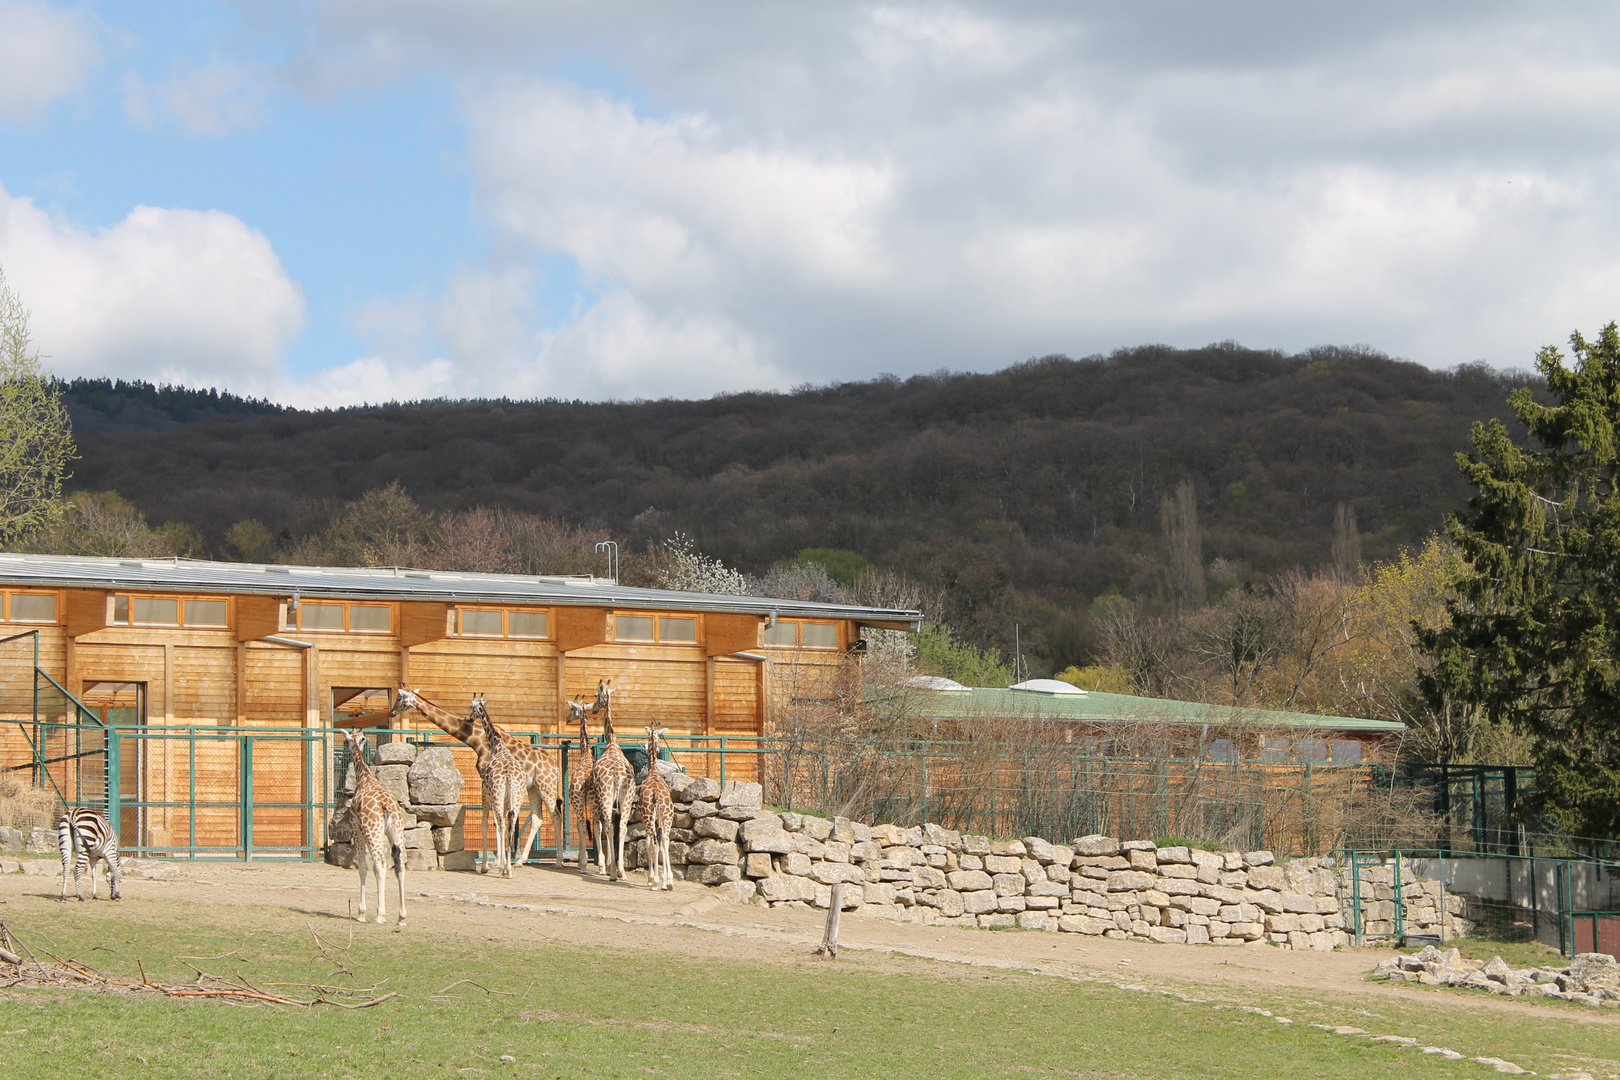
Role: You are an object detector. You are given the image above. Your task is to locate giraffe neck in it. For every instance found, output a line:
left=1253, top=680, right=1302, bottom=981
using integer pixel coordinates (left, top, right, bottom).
left=413, top=697, right=487, bottom=755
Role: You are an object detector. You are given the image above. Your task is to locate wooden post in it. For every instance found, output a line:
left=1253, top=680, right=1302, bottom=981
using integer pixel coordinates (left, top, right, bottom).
left=705, top=658, right=716, bottom=737
left=815, top=882, right=843, bottom=959
left=235, top=642, right=247, bottom=726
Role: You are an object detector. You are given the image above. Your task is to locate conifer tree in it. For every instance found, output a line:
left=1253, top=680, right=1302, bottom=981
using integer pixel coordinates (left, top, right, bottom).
left=1420, top=322, right=1620, bottom=840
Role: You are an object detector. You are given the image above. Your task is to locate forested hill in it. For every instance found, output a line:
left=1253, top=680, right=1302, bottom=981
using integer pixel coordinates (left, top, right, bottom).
left=67, top=344, right=1533, bottom=667
left=60, top=378, right=286, bottom=433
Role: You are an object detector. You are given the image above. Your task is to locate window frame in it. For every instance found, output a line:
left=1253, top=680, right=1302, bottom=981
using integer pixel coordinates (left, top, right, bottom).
left=109, top=592, right=233, bottom=630
left=762, top=618, right=842, bottom=649
left=4, top=589, right=60, bottom=624
left=286, top=600, right=395, bottom=635
left=452, top=605, right=551, bottom=640
left=613, top=612, right=704, bottom=645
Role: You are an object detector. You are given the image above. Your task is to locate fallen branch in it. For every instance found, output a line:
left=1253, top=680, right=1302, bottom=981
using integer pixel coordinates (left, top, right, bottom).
left=434, top=979, right=516, bottom=996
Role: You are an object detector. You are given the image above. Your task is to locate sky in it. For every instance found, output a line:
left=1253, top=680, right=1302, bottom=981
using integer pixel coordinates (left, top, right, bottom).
left=1, top=2, right=1618, bottom=407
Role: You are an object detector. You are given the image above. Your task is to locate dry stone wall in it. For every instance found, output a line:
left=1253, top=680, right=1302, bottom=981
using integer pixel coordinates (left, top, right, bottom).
left=626, top=775, right=1469, bottom=952
left=325, top=742, right=474, bottom=873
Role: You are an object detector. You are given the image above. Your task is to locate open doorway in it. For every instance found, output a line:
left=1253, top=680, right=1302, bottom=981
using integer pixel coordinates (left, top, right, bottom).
left=332, top=687, right=394, bottom=733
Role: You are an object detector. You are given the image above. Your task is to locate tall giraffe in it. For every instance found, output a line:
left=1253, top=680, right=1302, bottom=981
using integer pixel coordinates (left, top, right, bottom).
left=469, top=694, right=566, bottom=870
left=565, top=698, right=597, bottom=873
left=636, top=725, right=675, bottom=890
left=588, top=681, right=637, bottom=881
left=392, top=687, right=564, bottom=872
left=342, top=729, right=407, bottom=925
left=476, top=711, right=528, bottom=878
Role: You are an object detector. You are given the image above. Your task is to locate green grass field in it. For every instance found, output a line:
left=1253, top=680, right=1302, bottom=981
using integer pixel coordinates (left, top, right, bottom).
left=2, top=900, right=1618, bottom=1079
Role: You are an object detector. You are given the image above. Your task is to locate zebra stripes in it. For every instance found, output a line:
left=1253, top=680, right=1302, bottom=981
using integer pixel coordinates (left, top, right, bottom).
left=58, top=807, right=122, bottom=901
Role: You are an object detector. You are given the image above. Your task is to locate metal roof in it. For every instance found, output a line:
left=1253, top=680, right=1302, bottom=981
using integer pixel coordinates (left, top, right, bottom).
left=0, top=553, right=923, bottom=626
left=883, top=685, right=1405, bottom=732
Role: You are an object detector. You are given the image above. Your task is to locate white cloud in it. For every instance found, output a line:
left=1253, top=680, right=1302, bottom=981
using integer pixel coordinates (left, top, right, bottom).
left=0, top=0, right=101, bottom=123
left=0, top=184, right=306, bottom=390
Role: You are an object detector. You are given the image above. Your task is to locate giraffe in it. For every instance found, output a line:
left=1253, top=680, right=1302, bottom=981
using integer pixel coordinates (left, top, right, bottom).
left=636, top=725, right=675, bottom=890
left=342, top=729, right=407, bottom=926
left=475, top=710, right=529, bottom=878
left=587, top=680, right=637, bottom=881
left=468, top=693, right=566, bottom=871
left=391, top=687, right=564, bottom=873
left=565, top=698, right=597, bottom=873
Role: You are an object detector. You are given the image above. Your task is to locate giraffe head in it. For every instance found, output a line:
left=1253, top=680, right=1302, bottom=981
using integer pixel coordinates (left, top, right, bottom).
left=470, top=693, right=489, bottom=724
left=391, top=686, right=421, bottom=719
left=643, top=725, right=668, bottom=758
left=592, top=680, right=614, bottom=714
left=344, top=728, right=371, bottom=770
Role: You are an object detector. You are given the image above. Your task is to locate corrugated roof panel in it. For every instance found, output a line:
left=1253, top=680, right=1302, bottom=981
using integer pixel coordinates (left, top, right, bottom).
left=0, top=553, right=923, bottom=624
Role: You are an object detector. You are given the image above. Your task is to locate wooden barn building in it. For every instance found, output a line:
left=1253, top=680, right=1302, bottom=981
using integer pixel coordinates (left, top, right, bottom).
left=0, top=553, right=920, bottom=859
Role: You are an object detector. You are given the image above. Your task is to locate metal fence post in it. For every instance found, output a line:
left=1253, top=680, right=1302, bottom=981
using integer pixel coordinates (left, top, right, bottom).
left=1394, top=850, right=1405, bottom=943
left=1350, top=849, right=1362, bottom=945
left=242, top=736, right=254, bottom=862
left=107, top=731, right=122, bottom=845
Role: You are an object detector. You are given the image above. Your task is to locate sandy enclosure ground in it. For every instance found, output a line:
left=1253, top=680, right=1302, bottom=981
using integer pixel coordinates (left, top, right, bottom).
left=1, top=856, right=1613, bottom=1029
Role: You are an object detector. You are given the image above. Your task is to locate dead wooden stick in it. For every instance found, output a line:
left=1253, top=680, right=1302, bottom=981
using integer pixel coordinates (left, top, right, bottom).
left=0, top=944, right=21, bottom=965
left=814, top=883, right=843, bottom=960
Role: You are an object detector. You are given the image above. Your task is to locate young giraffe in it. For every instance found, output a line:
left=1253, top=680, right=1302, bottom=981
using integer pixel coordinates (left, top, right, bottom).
left=476, top=711, right=529, bottom=878
left=588, top=681, right=637, bottom=881
left=565, top=698, right=597, bottom=873
left=636, top=725, right=675, bottom=890
left=342, top=729, right=407, bottom=926
left=391, top=687, right=564, bottom=872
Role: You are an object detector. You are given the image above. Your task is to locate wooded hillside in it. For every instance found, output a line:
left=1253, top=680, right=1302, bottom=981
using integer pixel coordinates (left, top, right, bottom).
left=64, top=344, right=1535, bottom=673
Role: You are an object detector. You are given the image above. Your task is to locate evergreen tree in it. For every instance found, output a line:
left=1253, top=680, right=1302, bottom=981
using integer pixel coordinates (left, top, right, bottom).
left=1420, top=323, right=1620, bottom=839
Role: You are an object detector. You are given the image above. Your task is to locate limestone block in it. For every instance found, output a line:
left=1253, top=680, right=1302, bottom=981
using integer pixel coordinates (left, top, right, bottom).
left=864, top=882, right=897, bottom=905
left=1222, top=851, right=1244, bottom=870
left=374, top=740, right=419, bottom=765
left=869, top=823, right=904, bottom=846
left=1227, top=921, right=1264, bottom=939
left=404, top=847, right=436, bottom=872
left=1106, top=870, right=1156, bottom=892
left=959, top=854, right=983, bottom=870
left=979, top=913, right=1017, bottom=929
left=1281, top=892, right=1318, bottom=914
left=989, top=839, right=1026, bottom=857
left=759, top=874, right=818, bottom=902
left=1324, top=913, right=1346, bottom=929
left=406, top=748, right=463, bottom=805
left=1148, top=926, right=1188, bottom=944
left=1026, top=896, right=1060, bottom=910
left=743, top=828, right=794, bottom=855
left=1018, top=911, right=1052, bottom=931
left=777, top=812, right=806, bottom=833
left=718, top=804, right=762, bottom=822
left=802, top=816, right=834, bottom=841
left=683, top=776, right=722, bottom=801
left=1156, top=845, right=1192, bottom=864
left=1191, top=849, right=1223, bottom=872
left=938, top=889, right=967, bottom=918
left=439, top=849, right=476, bottom=871
left=743, top=852, right=774, bottom=878
left=326, top=842, right=355, bottom=868
left=961, top=889, right=999, bottom=915
left=913, top=865, right=948, bottom=889
left=694, top=816, right=741, bottom=842
left=1286, top=930, right=1311, bottom=950
left=1127, top=848, right=1158, bottom=871
left=1078, top=865, right=1110, bottom=881
left=1046, top=864, right=1071, bottom=884
left=997, top=895, right=1027, bottom=912
left=1246, top=889, right=1285, bottom=913
left=1170, top=895, right=1221, bottom=917
left=850, top=840, right=883, bottom=862
left=1266, top=913, right=1299, bottom=933
left=1120, top=839, right=1157, bottom=852
left=1027, top=880, right=1068, bottom=898
left=690, top=863, right=742, bottom=885
left=1218, top=870, right=1248, bottom=888
left=1185, top=923, right=1211, bottom=944
left=923, top=823, right=963, bottom=850
left=1057, top=914, right=1111, bottom=934
left=1022, top=836, right=1056, bottom=863
left=1297, top=913, right=1325, bottom=933
left=781, top=852, right=813, bottom=876
left=1218, top=903, right=1261, bottom=922
left=992, top=873, right=1025, bottom=897
left=948, top=868, right=994, bottom=891
left=371, top=764, right=412, bottom=806
left=1020, top=858, right=1045, bottom=884
left=960, top=833, right=992, bottom=855
left=688, top=801, right=719, bottom=820
left=1315, top=895, right=1339, bottom=914
left=791, top=836, right=828, bottom=858
left=983, top=854, right=1021, bottom=874
left=1208, top=920, right=1231, bottom=938
left=669, top=841, right=690, bottom=865
left=1243, top=850, right=1275, bottom=867
left=1163, top=907, right=1187, bottom=928
left=1072, top=834, right=1121, bottom=857
left=409, top=803, right=465, bottom=828
left=899, top=826, right=924, bottom=846
left=811, top=861, right=867, bottom=886
left=1071, top=889, right=1108, bottom=909
left=1199, top=883, right=1244, bottom=905
left=1157, top=878, right=1201, bottom=896
left=881, top=845, right=916, bottom=868
left=432, top=824, right=464, bottom=853
left=1159, top=863, right=1199, bottom=879
left=1245, top=865, right=1285, bottom=891
left=400, top=824, right=433, bottom=850
left=822, top=840, right=852, bottom=863
left=687, top=839, right=741, bottom=865
left=1142, top=888, right=1171, bottom=907
left=830, top=817, right=857, bottom=844
left=1051, top=844, right=1074, bottom=868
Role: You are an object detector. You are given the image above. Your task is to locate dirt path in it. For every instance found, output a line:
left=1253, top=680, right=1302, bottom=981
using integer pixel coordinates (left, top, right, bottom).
left=1, top=857, right=1611, bottom=1027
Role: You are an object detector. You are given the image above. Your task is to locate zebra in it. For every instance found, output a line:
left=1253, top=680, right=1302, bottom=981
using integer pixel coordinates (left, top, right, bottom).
left=58, top=807, right=123, bottom=901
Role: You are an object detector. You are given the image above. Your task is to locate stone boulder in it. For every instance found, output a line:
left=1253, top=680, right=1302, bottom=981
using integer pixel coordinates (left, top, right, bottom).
left=374, top=740, right=419, bottom=765
left=406, top=747, right=464, bottom=806
left=370, top=765, right=411, bottom=806
left=0, top=824, right=25, bottom=851
left=1072, top=834, right=1120, bottom=857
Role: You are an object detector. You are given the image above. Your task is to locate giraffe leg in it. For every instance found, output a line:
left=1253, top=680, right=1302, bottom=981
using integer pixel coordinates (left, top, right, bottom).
left=511, top=788, right=544, bottom=869
left=355, top=841, right=370, bottom=923
left=388, top=821, right=407, bottom=926
left=373, top=851, right=389, bottom=924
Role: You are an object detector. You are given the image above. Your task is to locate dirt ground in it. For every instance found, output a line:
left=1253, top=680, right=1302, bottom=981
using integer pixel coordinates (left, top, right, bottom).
left=4, top=854, right=1611, bottom=1032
